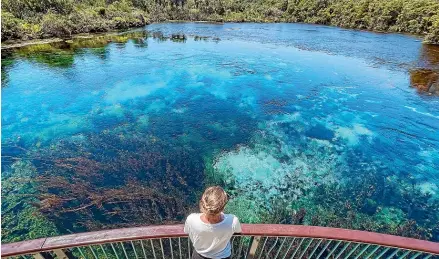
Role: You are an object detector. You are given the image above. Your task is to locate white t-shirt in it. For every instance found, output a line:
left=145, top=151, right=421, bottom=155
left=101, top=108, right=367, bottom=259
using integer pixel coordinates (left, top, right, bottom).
left=184, top=213, right=242, bottom=259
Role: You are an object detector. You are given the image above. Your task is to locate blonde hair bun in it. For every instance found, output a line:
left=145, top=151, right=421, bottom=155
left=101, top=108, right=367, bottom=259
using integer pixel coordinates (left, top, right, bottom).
left=200, top=186, right=228, bottom=215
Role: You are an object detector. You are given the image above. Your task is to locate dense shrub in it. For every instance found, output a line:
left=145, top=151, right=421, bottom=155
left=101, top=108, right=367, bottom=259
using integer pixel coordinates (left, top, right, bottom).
left=19, top=22, right=42, bottom=40
left=2, top=0, right=74, bottom=19
left=68, top=7, right=111, bottom=33
left=425, top=15, right=439, bottom=44
left=1, top=0, right=148, bottom=40
left=1, top=12, right=22, bottom=40
left=41, top=12, right=73, bottom=38
left=106, top=1, right=147, bottom=29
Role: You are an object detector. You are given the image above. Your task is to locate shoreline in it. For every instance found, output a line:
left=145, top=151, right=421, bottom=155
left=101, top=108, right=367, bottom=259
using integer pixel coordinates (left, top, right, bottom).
left=1, top=31, right=137, bottom=50
left=1, top=21, right=432, bottom=50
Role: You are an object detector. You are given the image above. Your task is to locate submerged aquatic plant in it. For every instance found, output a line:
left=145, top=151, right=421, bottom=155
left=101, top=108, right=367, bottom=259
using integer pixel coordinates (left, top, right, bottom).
left=26, top=132, right=206, bottom=232
left=1, top=161, right=59, bottom=243
left=291, top=169, right=439, bottom=240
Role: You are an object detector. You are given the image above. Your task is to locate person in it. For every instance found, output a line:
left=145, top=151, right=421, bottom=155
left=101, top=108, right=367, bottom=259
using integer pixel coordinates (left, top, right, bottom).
left=184, top=186, right=242, bottom=259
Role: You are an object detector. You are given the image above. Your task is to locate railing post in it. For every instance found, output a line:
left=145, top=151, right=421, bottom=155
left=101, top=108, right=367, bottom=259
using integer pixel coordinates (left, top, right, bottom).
left=53, top=249, right=75, bottom=259
left=33, top=253, right=46, bottom=259
left=33, top=252, right=54, bottom=259
left=246, top=236, right=261, bottom=259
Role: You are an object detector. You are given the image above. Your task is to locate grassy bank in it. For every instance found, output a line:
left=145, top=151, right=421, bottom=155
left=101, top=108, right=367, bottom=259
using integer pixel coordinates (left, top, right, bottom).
left=1, top=0, right=439, bottom=44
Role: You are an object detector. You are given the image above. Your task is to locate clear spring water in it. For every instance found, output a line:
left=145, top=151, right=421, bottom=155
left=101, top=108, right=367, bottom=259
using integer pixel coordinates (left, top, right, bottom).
left=2, top=23, right=439, bottom=237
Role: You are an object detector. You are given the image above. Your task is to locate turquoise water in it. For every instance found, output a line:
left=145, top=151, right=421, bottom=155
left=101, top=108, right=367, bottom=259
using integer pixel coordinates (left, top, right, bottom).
left=2, top=23, right=439, bottom=240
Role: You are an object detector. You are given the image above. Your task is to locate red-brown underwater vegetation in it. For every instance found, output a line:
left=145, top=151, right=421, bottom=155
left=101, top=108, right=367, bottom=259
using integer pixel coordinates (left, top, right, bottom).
left=2, top=132, right=206, bottom=241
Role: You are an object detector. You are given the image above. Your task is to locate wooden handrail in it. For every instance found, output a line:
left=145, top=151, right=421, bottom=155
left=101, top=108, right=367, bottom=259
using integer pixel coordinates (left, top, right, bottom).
left=2, top=224, right=438, bottom=257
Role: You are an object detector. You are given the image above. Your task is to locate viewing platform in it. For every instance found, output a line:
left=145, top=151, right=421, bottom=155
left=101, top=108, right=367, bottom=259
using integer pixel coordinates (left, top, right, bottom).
left=2, top=224, right=438, bottom=259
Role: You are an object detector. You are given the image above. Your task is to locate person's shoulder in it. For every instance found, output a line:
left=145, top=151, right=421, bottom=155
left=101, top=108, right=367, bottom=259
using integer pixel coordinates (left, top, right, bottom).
left=225, top=214, right=240, bottom=223
left=184, top=213, right=201, bottom=233
left=225, top=214, right=241, bottom=232
left=186, top=213, right=200, bottom=222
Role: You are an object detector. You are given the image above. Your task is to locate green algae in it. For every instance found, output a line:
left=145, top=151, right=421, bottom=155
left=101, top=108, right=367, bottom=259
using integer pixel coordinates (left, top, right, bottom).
left=1, top=161, right=59, bottom=243
left=1, top=56, right=14, bottom=85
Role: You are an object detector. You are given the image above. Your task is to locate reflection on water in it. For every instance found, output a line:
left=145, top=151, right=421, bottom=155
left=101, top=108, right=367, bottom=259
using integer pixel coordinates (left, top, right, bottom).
left=410, top=69, right=439, bottom=94
left=417, top=44, right=439, bottom=68
left=410, top=44, right=439, bottom=95
left=1, top=23, right=439, bottom=242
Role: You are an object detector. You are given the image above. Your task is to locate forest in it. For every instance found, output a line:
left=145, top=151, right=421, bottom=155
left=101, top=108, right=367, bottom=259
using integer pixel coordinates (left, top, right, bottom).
left=1, top=0, right=439, bottom=44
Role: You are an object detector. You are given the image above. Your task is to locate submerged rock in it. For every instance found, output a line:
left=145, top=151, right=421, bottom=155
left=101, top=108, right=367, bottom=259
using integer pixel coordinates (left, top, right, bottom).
left=170, top=33, right=187, bottom=42
left=410, top=69, right=439, bottom=95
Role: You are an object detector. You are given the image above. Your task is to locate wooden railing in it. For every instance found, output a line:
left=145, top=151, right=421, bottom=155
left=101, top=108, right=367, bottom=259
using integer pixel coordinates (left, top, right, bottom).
left=2, top=224, right=438, bottom=258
